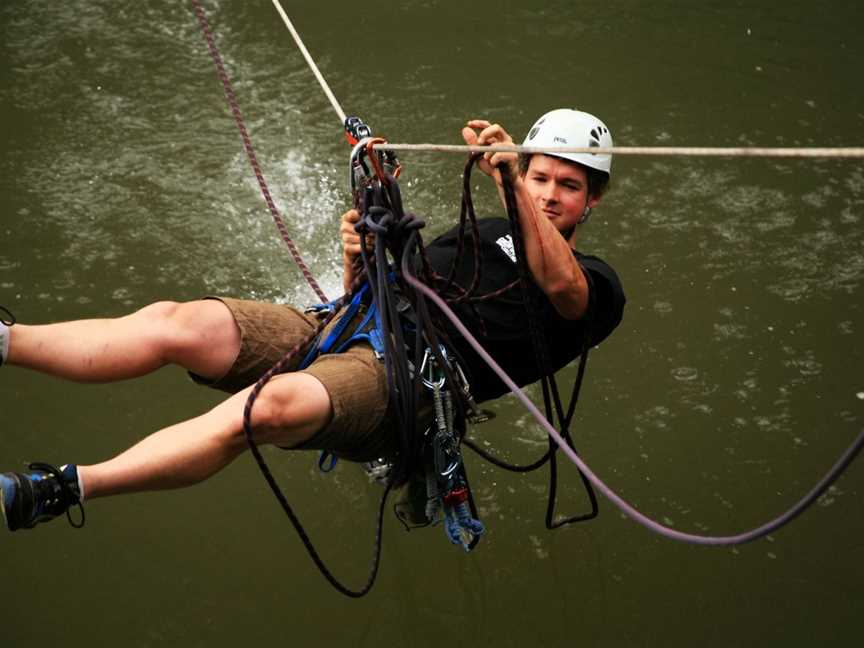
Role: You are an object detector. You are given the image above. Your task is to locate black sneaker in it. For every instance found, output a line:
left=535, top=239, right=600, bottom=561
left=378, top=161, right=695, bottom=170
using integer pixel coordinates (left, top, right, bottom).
left=0, top=463, right=85, bottom=531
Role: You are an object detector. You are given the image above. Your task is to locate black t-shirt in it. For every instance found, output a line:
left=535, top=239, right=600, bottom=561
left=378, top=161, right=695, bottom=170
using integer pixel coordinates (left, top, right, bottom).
left=423, top=218, right=625, bottom=402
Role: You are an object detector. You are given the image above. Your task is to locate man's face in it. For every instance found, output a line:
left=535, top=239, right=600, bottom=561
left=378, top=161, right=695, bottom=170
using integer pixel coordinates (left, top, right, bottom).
left=522, top=155, right=600, bottom=236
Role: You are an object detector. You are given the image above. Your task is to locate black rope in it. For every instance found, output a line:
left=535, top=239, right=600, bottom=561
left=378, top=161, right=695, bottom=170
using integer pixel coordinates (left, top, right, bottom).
left=239, top=278, right=402, bottom=598
left=357, top=179, right=426, bottom=486
left=237, top=172, right=438, bottom=599
left=454, top=157, right=599, bottom=527
left=235, top=148, right=601, bottom=595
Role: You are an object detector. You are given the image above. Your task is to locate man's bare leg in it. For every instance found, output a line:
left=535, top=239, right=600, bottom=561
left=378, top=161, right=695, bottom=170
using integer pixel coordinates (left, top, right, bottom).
left=0, top=300, right=339, bottom=531
left=80, top=372, right=331, bottom=498
left=1, top=372, right=332, bottom=530
left=5, top=300, right=239, bottom=382
left=78, top=373, right=332, bottom=499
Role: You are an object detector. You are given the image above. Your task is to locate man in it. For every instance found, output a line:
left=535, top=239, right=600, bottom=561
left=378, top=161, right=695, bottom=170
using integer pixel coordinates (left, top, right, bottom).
left=0, top=109, right=624, bottom=531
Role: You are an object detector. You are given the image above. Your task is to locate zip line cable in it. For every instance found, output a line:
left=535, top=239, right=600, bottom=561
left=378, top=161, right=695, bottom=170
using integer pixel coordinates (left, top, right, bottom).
left=268, top=1, right=862, bottom=160
left=271, top=0, right=346, bottom=125
left=379, top=143, right=864, bottom=159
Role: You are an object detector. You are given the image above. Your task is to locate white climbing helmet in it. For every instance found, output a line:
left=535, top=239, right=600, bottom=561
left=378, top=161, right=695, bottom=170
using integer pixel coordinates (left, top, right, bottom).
left=522, top=108, right=613, bottom=176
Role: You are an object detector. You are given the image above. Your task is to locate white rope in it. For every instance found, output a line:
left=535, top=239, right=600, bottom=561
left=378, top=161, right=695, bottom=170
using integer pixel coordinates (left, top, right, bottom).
left=271, top=0, right=346, bottom=125
left=269, top=0, right=861, bottom=161
left=375, top=143, right=864, bottom=159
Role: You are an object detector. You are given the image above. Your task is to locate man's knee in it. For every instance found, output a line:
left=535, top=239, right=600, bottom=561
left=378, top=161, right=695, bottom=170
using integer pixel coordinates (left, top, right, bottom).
left=247, top=373, right=333, bottom=447
left=131, top=300, right=240, bottom=376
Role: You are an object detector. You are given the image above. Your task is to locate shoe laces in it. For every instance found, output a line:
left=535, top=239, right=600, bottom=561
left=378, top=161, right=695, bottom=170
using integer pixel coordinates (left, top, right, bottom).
left=0, top=305, right=15, bottom=326
left=28, top=462, right=86, bottom=529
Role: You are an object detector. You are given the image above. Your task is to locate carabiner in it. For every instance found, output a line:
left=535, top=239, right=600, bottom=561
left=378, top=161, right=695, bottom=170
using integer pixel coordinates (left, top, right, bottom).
left=419, top=346, right=446, bottom=389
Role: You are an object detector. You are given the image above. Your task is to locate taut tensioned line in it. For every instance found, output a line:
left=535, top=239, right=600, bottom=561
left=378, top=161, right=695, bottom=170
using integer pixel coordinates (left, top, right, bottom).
left=378, top=143, right=864, bottom=159
left=271, top=0, right=346, bottom=125
left=269, top=0, right=863, bottom=161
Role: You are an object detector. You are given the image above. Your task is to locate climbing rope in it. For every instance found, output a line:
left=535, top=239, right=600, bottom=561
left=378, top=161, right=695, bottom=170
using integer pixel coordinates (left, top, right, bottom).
left=239, top=275, right=396, bottom=598
left=191, top=0, right=327, bottom=303
left=426, top=155, right=599, bottom=528
left=271, top=0, right=346, bottom=125
left=496, top=156, right=600, bottom=528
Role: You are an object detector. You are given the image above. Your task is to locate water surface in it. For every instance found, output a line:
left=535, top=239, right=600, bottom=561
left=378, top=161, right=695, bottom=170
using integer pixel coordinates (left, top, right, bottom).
left=2, top=1, right=863, bottom=645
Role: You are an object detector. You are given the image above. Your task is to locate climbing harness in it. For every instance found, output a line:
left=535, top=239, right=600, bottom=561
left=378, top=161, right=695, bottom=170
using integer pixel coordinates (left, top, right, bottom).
left=302, top=281, right=386, bottom=365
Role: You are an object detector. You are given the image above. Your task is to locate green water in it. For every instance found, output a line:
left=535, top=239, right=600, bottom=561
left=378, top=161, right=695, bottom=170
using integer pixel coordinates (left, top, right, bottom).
left=2, top=1, right=863, bottom=645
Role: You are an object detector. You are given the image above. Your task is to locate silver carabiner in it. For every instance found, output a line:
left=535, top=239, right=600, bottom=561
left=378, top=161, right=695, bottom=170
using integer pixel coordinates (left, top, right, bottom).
left=419, top=346, right=446, bottom=389
left=347, top=136, right=375, bottom=195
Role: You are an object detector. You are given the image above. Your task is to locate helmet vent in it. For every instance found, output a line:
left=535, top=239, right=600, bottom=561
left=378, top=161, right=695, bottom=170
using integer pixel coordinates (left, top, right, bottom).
left=589, top=124, right=609, bottom=146
left=527, top=126, right=539, bottom=140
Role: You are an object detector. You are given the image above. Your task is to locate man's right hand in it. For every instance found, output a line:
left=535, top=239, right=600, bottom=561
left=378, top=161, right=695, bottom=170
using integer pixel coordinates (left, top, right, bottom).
left=340, top=208, right=373, bottom=263
left=340, top=208, right=374, bottom=292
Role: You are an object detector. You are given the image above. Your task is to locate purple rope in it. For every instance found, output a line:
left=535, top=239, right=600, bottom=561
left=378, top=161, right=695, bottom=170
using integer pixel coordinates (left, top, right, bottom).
left=402, top=257, right=864, bottom=546
left=191, top=0, right=327, bottom=303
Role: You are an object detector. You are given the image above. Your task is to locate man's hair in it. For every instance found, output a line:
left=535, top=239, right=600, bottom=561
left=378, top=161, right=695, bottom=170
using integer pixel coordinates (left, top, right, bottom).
left=518, top=153, right=610, bottom=199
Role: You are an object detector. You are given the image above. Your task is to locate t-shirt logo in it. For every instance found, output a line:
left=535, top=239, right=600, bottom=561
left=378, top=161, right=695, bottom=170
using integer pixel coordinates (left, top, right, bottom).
left=496, top=234, right=517, bottom=263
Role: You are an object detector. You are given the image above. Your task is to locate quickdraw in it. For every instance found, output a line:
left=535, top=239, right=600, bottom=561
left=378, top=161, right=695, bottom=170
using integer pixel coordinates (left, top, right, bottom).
left=419, top=346, right=484, bottom=551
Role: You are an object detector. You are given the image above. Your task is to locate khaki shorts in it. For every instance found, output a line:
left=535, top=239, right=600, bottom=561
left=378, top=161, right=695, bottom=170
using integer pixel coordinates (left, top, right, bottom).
left=190, top=297, right=398, bottom=462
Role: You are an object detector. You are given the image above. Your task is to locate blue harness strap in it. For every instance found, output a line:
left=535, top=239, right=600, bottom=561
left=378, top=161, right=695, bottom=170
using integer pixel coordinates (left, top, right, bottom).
left=301, top=280, right=389, bottom=472
left=300, top=282, right=385, bottom=371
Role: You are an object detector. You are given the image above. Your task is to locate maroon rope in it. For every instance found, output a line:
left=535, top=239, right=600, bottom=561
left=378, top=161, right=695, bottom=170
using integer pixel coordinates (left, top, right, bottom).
left=191, top=0, right=328, bottom=303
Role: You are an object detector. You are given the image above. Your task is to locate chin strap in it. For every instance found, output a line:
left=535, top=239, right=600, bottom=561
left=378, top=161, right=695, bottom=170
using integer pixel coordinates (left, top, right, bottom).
left=578, top=205, right=591, bottom=224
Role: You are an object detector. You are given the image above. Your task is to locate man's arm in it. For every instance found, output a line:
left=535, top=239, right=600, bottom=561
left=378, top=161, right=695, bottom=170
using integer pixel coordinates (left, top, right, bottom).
left=461, top=120, right=589, bottom=320
left=501, top=171, right=589, bottom=319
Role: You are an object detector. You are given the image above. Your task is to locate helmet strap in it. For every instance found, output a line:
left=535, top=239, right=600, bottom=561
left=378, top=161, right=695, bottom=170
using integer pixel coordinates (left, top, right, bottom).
left=578, top=205, right=591, bottom=224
